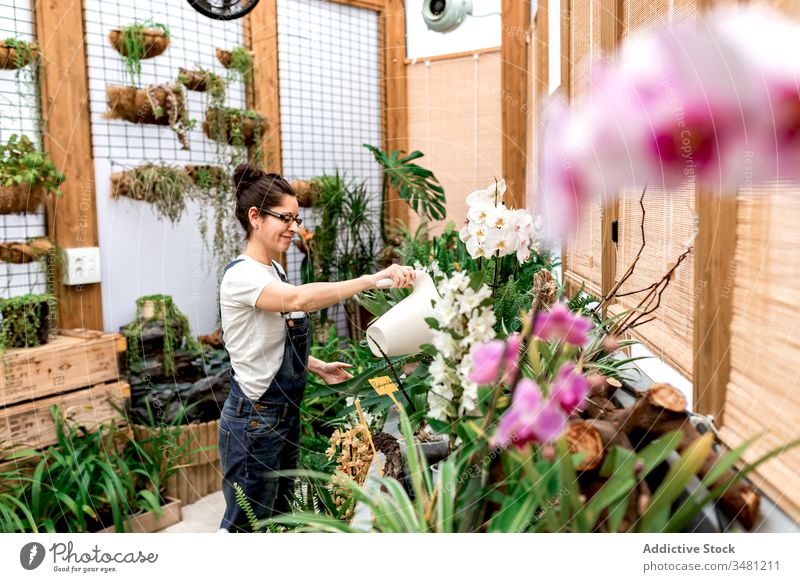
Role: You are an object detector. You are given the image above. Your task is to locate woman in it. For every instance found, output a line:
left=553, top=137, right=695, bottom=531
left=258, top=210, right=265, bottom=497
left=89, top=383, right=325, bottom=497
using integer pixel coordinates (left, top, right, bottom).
left=218, top=163, right=415, bottom=532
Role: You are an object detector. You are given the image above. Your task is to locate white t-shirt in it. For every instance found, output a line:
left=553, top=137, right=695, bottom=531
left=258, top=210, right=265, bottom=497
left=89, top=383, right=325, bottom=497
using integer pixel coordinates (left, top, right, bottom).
left=220, top=254, right=287, bottom=401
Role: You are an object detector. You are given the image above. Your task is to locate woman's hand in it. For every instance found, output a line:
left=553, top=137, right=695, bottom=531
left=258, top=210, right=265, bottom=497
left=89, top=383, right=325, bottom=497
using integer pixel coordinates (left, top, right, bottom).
left=367, top=264, right=416, bottom=289
left=314, top=361, right=354, bottom=385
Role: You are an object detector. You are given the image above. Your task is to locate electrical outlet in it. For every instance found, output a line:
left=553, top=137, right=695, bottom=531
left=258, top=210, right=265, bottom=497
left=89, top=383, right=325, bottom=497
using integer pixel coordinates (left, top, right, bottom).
left=62, top=247, right=102, bottom=286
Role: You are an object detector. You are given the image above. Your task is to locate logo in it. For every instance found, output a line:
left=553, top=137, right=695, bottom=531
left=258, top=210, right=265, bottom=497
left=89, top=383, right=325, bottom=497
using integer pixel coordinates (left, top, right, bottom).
left=20, top=542, right=46, bottom=570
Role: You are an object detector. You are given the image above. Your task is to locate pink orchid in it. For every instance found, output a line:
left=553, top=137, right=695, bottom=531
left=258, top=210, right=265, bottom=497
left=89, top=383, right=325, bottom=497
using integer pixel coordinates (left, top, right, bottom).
left=493, top=379, right=567, bottom=448
left=533, top=303, right=592, bottom=347
left=550, top=363, right=590, bottom=414
left=469, top=334, right=522, bottom=386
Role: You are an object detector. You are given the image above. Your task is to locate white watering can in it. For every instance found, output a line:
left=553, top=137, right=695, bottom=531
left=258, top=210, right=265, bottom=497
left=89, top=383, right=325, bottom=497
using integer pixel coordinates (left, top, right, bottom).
left=366, top=270, right=440, bottom=358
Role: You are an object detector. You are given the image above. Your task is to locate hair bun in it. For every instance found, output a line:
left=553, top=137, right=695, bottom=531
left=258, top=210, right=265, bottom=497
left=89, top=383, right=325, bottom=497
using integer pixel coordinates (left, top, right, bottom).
left=233, top=162, right=264, bottom=193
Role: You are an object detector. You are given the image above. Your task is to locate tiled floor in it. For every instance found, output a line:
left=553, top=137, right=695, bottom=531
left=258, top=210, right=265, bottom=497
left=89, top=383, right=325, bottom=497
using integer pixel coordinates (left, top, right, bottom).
left=158, top=490, right=226, bottom=533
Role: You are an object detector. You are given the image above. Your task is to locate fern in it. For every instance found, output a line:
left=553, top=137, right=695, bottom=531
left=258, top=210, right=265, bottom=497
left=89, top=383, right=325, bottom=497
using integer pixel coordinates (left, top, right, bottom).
left=232, top=482, right=261, bottom=532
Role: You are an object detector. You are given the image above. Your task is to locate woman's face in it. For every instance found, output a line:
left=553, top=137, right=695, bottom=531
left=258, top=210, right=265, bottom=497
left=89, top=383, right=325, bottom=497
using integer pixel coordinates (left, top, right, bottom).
left=250, top=195, right=300, bottom=254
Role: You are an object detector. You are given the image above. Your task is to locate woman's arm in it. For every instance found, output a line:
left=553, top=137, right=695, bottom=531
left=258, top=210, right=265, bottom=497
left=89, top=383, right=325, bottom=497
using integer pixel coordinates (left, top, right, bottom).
left=254, top=264, right=415, bottom=313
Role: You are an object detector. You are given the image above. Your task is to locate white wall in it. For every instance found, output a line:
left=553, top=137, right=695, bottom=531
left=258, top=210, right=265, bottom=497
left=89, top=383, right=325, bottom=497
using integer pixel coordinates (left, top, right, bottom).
left=405, top=0, right=502, bottom=59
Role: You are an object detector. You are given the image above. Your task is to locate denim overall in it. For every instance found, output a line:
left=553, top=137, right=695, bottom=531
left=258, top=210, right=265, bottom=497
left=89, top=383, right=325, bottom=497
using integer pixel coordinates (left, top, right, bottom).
left=219, top=258, right=310, bottom=532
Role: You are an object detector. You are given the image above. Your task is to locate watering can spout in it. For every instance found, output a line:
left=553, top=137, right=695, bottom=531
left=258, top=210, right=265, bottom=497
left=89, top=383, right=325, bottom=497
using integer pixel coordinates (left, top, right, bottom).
left=366, top=270, right=440, bottom=358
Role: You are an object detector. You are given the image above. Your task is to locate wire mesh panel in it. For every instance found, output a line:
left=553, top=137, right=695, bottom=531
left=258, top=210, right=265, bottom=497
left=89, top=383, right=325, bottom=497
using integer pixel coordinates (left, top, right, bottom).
left=82, top=1, right=248, bottom=333
left=0, top=0, right=48, bottom=298
left=277, top=0, right=383, bottom=334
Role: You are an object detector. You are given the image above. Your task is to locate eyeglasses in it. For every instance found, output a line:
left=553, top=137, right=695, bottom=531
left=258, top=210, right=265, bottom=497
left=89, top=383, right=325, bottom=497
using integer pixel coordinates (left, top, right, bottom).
left=261, top=208, right=303, bottom=226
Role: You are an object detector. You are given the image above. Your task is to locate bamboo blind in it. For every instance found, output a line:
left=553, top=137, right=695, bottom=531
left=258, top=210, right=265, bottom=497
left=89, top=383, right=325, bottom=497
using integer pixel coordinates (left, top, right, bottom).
left=718, top=187, right=800, bottom=521
left=608, top=0, right=698, bottom=378
left=715, top=0, right=800, bottom=523
left=406, top=51, right=503, bottom=235
left=563, top=0, right=603, bottom=296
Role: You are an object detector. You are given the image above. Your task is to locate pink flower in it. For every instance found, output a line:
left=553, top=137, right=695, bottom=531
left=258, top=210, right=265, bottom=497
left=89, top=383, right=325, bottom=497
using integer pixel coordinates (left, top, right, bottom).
left=469, top=334, right=522, bottom=386
left=533, top=303, right=592, bottom=347
left=550, top=363, right=590, bottom=414
left=493, top=379, right=567, bottom=448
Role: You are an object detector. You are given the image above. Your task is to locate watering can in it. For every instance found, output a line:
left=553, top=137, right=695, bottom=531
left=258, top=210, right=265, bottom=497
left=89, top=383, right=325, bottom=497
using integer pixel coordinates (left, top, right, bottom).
left=366, top=270, right=440, bottom=358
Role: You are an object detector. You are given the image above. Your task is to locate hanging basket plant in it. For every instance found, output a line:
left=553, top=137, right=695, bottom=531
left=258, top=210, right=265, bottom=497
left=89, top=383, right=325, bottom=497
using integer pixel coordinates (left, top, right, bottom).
left=0, top=38, right=39, bottom=70
left=289, top=179, right=319, bottom=208
left=0, top=293, right=55, bottom=351
left=178, top=67, right=223, bottom=93
left=0, top=134, right=64, bottom=215
left=215, top=46, right=253, bottom=79
left=185, top=164, right=229, bottom=189
left=0, top=237, right=53, bottom=264
left=108, top=23, right=170, bottom=85
left=110, top=163, right=194, bottom=224
left=105, top=84, right=193, bottom=150
left=202, top=107, right=267, bottom=148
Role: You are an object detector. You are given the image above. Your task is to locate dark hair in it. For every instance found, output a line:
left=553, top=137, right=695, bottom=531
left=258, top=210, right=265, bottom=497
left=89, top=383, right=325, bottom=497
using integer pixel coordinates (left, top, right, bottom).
left=232, top=162, right=296, bottom=239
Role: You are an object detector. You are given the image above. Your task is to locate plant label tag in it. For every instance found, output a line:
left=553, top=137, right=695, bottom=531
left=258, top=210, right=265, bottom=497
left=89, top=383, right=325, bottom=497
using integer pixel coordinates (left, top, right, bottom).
left=369, top=375, right=398, bottom=396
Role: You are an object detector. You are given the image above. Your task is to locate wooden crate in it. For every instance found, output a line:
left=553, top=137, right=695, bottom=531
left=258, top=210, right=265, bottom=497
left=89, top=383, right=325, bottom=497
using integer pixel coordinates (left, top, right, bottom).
left=0, top=380, right=129, bottom=451
left=0, top=330, right=126, bottom=407
left=97, top=497, right=183, bottom=533
left=133, top=419, right=222, bottom=505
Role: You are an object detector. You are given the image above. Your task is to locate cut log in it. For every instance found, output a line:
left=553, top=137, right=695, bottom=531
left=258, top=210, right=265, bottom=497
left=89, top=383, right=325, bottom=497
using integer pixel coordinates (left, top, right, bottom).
left=565, top=421, right=604, bottom=471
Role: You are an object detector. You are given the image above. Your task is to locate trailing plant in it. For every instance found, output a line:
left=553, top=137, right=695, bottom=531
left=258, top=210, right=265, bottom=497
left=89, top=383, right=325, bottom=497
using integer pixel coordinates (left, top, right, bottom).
left=223, top=46, right=253, bottom=81
left=123, top=294, right=202, bottom=376
left=1, top=38, right=38, bottom=84
left=0, top=134, right=64, bottom=195
left=0, top=292, right=55, bottom=353
left=145, top=83, right=194, bottom=150
left=111, top=21, right=170, bottom=86
left=111, top=163, right=194, bottom=224
left=364, top=144, right=446, bottom=242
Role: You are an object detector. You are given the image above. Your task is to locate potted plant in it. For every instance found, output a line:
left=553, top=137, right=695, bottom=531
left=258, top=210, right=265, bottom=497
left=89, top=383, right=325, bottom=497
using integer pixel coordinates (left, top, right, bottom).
left=0, top=134, right=64, bottom=215
left=0, top=38, right=38, bottom=70
left=0, top=293, right=55, bottom=351
left=202, top=106, right=268, bottom=148
left=108, top=22, right=170, bottom=86
left=178, top=66, right=223, bottom=94
left=105, top=83, right=194, bottom=150
left=216, top=46, right=253, bottom=80
left=110, top=163, right=194, bottom=224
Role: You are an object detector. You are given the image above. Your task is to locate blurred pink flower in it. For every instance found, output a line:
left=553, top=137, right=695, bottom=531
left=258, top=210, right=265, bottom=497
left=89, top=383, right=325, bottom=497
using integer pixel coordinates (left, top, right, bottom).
left=493, top=379, right=567, bottom=448
left=468, top=333, right=522, bottom=386
left=533, top=303, right=592, bottom=347
left=550, top=363, right=590, bottom=414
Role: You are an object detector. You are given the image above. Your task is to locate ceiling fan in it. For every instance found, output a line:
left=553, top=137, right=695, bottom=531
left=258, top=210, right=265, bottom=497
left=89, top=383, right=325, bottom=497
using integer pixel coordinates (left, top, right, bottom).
left=187, top=0, right=260, bottom=21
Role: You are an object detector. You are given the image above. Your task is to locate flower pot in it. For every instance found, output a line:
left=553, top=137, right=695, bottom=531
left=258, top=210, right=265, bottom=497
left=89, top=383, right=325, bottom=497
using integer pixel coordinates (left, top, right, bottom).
left=289, top=179, right=319, bottom=207
left=0, top=43, right=38, bottom=69
left=202, top=107, right=268, bottom=147
left=105, top=84, right=185, bottom=126
left=139, top=298, right=166, bottom=320
left=178, top=68, right=212, bottom=92
left=398, top=433, right=450, bottom=467
left=96, top=497, right=182, bottom=533
left=216, top=47, right=253, bottom=69
left=0, top=297, right=50, bottom=348
left=0, top=237, right=53, bottom=264
left=0, top=182, right=46, bottom=215
left=108, top=28, right=170, bottom=60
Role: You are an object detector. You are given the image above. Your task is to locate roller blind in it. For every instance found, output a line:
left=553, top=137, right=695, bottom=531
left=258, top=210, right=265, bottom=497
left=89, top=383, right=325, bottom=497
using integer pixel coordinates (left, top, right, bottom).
left=610, top=0, right=698, bottom=378
left=406, top=51, right=503, bottom=235
left=717, top=0, right=800, bottom=523
left=563, top=0, right=604, bottom=297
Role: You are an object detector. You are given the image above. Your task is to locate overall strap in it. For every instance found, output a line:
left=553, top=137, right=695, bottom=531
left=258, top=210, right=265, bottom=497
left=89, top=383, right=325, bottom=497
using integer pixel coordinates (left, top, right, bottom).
left=224, top=258, right=245, bottom=274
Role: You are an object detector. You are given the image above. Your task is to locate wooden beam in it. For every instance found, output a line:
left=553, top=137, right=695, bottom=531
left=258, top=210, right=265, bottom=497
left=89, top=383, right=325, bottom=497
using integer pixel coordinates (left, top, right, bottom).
left=501, top=0, right=531, bottom=210
left=534, top=0, right=549, bottom=104
left=383, top=0, right=410, bottom=231
left=404, top=46, right=501, bottom=65
left=327, top=0, right=384, bottom=11
left=560, top=0, right=572, bottom=294
left=600, top=0, right=621, bottom=304
left=693, top=192, right=737, bottom=424
left=35, top=0, right=103, bottom=330
left=245, top=0, right=282, bottom=173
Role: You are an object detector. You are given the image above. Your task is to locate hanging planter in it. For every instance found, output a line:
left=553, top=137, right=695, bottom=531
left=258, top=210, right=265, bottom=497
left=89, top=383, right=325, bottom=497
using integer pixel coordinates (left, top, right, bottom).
left=110, top=163, right=194, bottom=224
left=105, top=84, right=193, bottom=150
left=109, top=23, right=170, bottom=85
left=216, top=46, right=253, bottom=75
left=185, top=164, right=228, bottom=189
left=0, top=237, right=53, bottom=264
left=202, top=107, right=268, bottom=147
left=0, top=134, right=64, bottom=215
left=0, top=293, right=54, bottom=350
left=178, top=67, right=222, bottom=93
left=0, top=39, right=39, bottom=70
left=289, top=179, right=319, bottom=208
